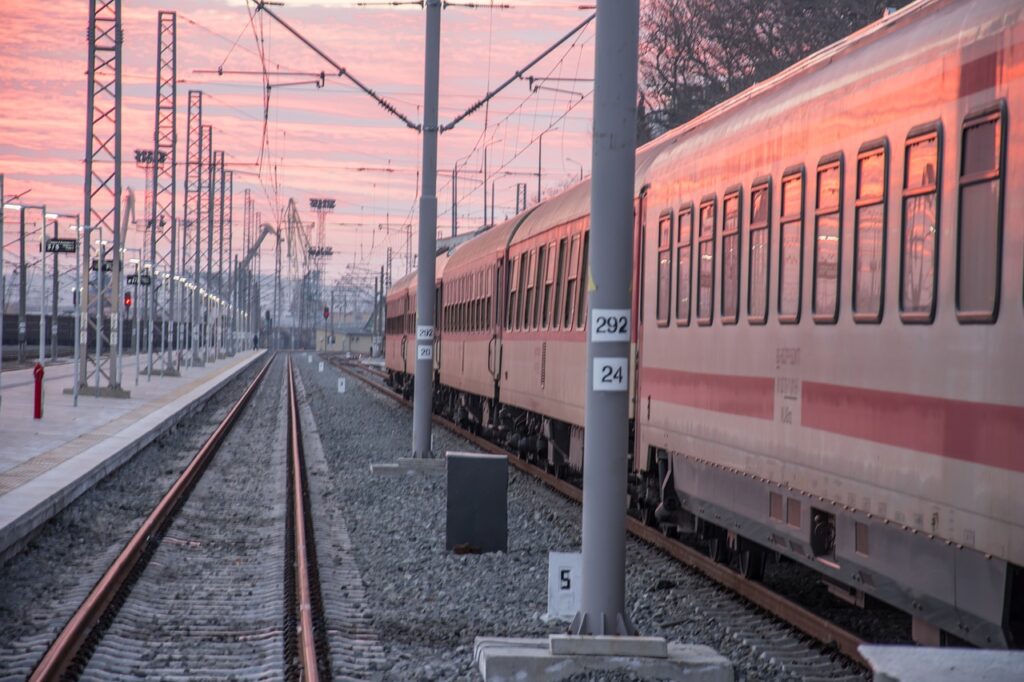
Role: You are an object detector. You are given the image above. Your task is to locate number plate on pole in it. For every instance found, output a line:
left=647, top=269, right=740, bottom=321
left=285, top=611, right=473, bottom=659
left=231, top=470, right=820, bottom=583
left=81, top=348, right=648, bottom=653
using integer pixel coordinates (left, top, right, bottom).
left=591, top=308, right=630, bottom=342
left=593, top=357, right=628, bottom=391
left=417, top=344, right=433, bottom=360
left=416, top=325, right=434, bottom=341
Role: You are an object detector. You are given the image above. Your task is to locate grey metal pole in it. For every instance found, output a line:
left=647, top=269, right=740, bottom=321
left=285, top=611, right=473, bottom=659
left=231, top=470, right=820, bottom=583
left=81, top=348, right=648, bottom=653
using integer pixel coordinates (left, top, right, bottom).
left=78, top=225, right=91, bottom=388
left=205, top=140, right=215, bottom=364
left=537, top=132, right=542, bottom=204
left=51, top=218, right=59, bottom=361
left=73, top=218, right=81, bottom=406
left=411, top=0, right=441, bottom=458
left=192, top=125, right=205, bottom=367
left=18, top=208, right=26, bottom=362
left=570, top=0, right=640, bottom=638
left=94, top=231, right=104, bottom=392
left=39, top=206, right=46, bottom=364
left=134, top=257, right=140, bottom=385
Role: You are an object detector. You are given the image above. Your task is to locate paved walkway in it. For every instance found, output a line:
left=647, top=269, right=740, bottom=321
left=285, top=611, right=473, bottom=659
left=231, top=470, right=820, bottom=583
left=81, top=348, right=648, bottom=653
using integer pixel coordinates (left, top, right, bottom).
left=0, top=349, right=266, bottom=560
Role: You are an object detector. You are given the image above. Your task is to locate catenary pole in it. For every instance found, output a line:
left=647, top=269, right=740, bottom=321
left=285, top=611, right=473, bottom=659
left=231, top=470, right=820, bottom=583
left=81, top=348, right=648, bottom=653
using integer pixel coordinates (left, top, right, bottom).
left=570, top=0, right=640, bottom=637
left=411, top=0, right=441, bottom=458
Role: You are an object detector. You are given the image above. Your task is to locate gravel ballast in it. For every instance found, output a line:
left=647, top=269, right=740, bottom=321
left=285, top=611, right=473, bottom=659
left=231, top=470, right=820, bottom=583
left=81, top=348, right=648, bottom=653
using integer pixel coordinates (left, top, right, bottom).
left=297, top=356, right=868, bottom=681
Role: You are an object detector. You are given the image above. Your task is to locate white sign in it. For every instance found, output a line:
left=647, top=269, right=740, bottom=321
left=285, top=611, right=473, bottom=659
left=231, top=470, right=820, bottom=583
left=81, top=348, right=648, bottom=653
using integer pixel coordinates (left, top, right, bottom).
left=337, top=377, right=346, bottom=394
left=593, top=357, right=628, bottom=391
left=591, top=308, right=630, bottom=342
left=417, top=344, right=433, bottom=360
left=416, top=324, right=434, bottom=341
left=318, top=361, right=324, bottom=373
left=547, top=552, right=581, bottom=621
left=307, top=353, right=312, bottom=363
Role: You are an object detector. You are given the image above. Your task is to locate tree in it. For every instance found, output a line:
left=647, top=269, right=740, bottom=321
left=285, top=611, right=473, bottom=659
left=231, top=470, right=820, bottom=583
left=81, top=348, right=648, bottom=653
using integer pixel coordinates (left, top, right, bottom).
left=639, top=0, right=912, bottom=137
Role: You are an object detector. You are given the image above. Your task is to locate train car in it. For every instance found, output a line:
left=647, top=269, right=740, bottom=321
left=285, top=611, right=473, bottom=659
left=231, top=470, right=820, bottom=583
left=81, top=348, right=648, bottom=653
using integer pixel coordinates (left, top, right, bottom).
left=384, top=252, right=449, bottom=397
left=632, top=0, right=1024, bottom=647
left=437, top=214, right=530, bottom=431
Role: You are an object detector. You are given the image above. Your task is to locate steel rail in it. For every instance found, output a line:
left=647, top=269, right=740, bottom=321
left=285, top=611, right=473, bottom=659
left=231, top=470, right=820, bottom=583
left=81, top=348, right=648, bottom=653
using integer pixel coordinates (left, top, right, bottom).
left=328, top=356, right=868, bottom=667
left=286, top=355, right=321, bottom=682
left=30, top=353, right=276, bottom=681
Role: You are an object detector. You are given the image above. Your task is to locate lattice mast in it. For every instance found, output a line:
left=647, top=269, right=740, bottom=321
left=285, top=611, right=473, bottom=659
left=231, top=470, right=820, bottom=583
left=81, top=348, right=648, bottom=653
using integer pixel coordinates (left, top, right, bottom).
left=204, top=128, right=215, bottom=363
left=182, top=90, right=204, bottom=366
left=149, top=10, right=178, bottom=377
left=78, top=0, right=128, bottom=397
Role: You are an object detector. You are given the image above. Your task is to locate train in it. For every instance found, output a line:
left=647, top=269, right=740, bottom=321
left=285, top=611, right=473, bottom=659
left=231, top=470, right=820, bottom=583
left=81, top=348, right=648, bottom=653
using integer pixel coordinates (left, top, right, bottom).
left=385, top=0, right=1023, bottom=648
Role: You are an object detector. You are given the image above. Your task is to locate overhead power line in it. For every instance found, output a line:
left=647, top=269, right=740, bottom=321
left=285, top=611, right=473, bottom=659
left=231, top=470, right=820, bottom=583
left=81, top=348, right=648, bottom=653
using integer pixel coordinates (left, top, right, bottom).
left=253, top=0, right=421, bottom=130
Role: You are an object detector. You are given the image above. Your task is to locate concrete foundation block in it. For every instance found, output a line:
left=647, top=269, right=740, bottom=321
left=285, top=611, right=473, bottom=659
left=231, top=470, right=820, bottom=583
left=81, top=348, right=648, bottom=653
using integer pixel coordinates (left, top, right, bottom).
left=859, top=645, right=1024, bottom=682
left=474, top=637, right=732, bottom=682
left=549, top=634, right=668, bottom=658
left=369, top=457, right=446, bottom=476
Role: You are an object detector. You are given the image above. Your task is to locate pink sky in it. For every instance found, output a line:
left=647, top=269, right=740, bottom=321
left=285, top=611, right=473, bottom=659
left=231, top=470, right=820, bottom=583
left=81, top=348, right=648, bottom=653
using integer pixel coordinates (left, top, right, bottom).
left=0, top=0, right=595, bottom=284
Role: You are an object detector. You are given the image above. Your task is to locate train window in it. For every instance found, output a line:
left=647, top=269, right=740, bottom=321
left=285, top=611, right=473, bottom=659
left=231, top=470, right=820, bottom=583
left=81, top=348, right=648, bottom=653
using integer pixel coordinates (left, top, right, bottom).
left=543, top=241, right=556, bottom=328
left=957, top=104, right=1004, bottom=322
left=813, top=156, right=842, bottom=323
left=779, top=169, right=804, bottom=323
left=697, top=196, right=716, bottom=325
left=577, top=231, right=590, bottom=329
left=519, top=251, right=531, bottom=330
left=676, top=205, right=693, bottom=326
left=553, top=238, right=567, bottom=329
left=534, top=245, right=547, bottom=329
left=564, top=234, right=581, bottom=329
left=506, top=257, right=518, bottom=330
left=656, top=213, right=672, bottom=326
left=853, top=142, right=888, bottom=322
left=721, top=190, right=741, bottom=324
left=900, top=124, right=941, bottom=322
left=748, top=181, right=770, bottom=324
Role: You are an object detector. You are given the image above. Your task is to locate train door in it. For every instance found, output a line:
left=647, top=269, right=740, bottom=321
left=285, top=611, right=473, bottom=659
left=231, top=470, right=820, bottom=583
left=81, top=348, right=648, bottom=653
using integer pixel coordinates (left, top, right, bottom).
left=400, top=292, right=409, bottom=374
left=630, top=189, right=649, bottom=465
left=488, top=259, right=503, bottom=385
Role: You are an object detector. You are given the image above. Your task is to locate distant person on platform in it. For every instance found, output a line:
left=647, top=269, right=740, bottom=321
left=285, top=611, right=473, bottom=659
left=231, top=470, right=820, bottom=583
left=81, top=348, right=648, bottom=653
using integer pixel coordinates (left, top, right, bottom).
left=253, top=335, right=258, bottom=350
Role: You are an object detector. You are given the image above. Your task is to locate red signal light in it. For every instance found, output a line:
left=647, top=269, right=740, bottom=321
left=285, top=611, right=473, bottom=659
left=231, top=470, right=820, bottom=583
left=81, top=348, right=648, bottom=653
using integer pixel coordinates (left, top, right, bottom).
left=323, top=306, right=330, bottom=320
left=124, top=292, right=132, bottom=310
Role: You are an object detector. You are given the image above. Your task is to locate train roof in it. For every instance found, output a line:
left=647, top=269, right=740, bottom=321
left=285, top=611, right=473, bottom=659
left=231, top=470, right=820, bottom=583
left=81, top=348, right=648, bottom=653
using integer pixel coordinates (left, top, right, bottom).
left=641, top=0, right=958, bottom=171
left=386, top=250, right=450, bottom=300
left=444, top=212, right=531, bottom=276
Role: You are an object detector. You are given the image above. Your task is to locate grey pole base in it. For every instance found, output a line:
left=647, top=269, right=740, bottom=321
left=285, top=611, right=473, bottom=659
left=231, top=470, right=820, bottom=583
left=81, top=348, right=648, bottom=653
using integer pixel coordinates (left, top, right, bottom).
left=64, top=385, right=132, bottom=399
left=473, top=636, right=731, bottom=682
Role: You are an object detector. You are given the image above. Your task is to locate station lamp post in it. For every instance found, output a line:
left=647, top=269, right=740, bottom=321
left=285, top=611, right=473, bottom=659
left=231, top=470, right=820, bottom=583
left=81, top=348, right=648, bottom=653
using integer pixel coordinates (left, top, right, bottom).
left=3, top=202, right=46, bottom=364
left=45, top=212, right=81, bottom=363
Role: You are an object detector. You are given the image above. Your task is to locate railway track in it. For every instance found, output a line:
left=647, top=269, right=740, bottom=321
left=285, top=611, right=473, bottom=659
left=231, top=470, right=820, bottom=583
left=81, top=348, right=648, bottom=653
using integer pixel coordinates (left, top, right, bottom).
left=29, top=354, right=330, bottom=681
left=327, top=353, right=869, bottom=674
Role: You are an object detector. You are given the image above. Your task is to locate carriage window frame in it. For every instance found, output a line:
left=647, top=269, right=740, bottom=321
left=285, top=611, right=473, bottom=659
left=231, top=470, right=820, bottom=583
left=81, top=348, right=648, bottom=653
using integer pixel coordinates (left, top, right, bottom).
left=577, top=231, right=590, bottom=329
left=853, top=139, right=889, bottom=323
left=721, top=187, right=742, bottom=325
left=778, top=166, right=805, bottom=324
left=543, top=240, right=557, bottom=328
left=675, top=204, right=694, bottom=326
left=656, top=212, right=673, bottom=326
left=747, top=178, right=771, bottom=325
left=899, top=121, right=943, bottom=324
left=697, top=195, right=717, bottom=326
left=552, top=237, right=567, bottom=330
left=956, top=102, right=1005, bottom=324
left=812, top=153, right=843, bottom=324
left=564, top=234, right=581, bottom=329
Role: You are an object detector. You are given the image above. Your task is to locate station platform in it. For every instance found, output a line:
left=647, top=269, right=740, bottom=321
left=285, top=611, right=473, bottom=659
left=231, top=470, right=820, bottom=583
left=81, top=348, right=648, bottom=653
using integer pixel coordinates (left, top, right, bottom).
left=0, top=349, right=266, bottom=562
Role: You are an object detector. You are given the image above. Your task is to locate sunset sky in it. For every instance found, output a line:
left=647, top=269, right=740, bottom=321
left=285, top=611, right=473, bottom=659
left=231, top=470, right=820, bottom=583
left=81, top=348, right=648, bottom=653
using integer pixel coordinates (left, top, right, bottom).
left=0, top=0, right=596, bottom=293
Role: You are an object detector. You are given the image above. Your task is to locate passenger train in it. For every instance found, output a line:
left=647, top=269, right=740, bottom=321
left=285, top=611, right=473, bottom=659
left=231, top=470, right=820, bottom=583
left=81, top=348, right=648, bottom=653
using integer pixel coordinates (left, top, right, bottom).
left=385, top=0, right=1023, bottom=647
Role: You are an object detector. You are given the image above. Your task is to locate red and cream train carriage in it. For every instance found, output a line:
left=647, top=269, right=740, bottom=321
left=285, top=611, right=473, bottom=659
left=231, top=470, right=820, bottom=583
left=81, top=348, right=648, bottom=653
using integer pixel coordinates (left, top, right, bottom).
left=385, top=0, right=1024, bottom=647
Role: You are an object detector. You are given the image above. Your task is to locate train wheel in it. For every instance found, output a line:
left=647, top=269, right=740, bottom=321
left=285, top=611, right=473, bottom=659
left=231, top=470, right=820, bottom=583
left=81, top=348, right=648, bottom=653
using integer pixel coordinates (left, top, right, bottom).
left=700, top=522, right=730, bottom=564
left=738, top=546, right=768, bottom=581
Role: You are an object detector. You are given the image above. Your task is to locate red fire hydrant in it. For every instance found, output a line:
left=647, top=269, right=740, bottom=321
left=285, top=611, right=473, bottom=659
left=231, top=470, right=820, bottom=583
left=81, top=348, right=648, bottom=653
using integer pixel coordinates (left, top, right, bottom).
left=33, top=362, right=44, bottom=420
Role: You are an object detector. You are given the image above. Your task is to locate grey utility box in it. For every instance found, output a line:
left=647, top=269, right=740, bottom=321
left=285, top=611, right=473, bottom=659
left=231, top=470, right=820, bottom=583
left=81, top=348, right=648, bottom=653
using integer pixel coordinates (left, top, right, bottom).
left=446, top=451, right=508, bottom=553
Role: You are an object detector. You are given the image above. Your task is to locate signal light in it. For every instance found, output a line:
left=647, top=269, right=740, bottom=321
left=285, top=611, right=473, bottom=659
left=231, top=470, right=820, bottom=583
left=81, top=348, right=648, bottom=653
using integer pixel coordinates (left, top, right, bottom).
left=323, top=306, right=330, bottom=320
left=124, top=292, right=132, bottom=310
